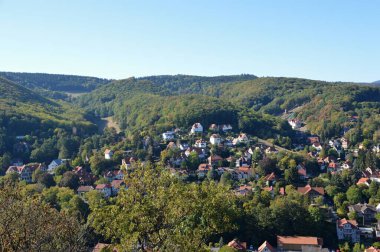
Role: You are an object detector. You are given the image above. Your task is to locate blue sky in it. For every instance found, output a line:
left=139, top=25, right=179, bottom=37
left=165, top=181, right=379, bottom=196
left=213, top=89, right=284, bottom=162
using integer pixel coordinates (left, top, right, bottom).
left=0, top=0, right=379, bottom=82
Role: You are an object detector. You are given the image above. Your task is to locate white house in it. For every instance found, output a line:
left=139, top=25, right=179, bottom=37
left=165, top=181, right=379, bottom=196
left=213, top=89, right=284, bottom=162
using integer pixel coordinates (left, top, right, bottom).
left=95, top=184, right=112, bottom=198
left=104, top=149, right=113, bottom=160
left=162, top=131, right=175, bottom=141
left=233, top=133, right=249, bottom=145
left=194, top=139, right=207, bottom=148
left=48, top=159, right=67, bottom=173
left=6, top=163, right=45, bottom=183
left=210, top=134, right=221, bottom=145
left=288, top=119, right=301, bottom=129
left=190, top=123, right=203, bottom=134
left=336, top=218, right=360, bottom=243
left=221, top=124, right=233, bottom=132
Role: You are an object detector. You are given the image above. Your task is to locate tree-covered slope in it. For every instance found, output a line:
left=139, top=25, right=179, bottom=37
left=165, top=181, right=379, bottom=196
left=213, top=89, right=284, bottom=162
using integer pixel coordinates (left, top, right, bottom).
left=0, top=77, right=96, bottom=136
left=0, top=71, right=111, bottom=92
left=212, top=77, right=380, bottom=143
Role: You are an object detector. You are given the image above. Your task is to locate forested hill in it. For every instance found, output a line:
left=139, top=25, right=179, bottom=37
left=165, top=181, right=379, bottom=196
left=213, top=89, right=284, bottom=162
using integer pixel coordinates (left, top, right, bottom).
left=0, top=71, right=111, bottom=92
left=0, top=77, right=96, bottom=136
left=76, top=75, right=380, bottom=145
left=374, top=80, right=380, bottom=84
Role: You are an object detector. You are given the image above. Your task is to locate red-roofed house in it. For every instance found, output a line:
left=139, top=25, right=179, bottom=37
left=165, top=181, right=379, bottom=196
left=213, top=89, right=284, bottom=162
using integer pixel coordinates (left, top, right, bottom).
left=236, top=167, right=252, bottom=180
left=357, top=177, right=370, bottom=187
left=258, top=241, right=275, bottom=252
left=208, top=155, right=223, bottom=165
left=297, top=185, right=325, bottom=200
left=277, top=236, right=323, bottom=251
left=263, top=172, right=277, bottom=186
left=336, top=218, right=360, bottom=243
left=227, top=239, right=247, bottom=251
left=296, top=164, right=308, bottom=181
left=96, top=184, right=112, bottom=197
left=111, top=180, right=126, bottom=196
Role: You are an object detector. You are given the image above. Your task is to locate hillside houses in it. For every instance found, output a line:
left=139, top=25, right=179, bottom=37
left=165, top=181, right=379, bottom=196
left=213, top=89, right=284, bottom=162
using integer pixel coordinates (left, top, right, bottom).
left=190, top=123, right=203, bottom=134
left=6, top=163, right=46, bottom=183
left=336, top=218, right=360, bottom=243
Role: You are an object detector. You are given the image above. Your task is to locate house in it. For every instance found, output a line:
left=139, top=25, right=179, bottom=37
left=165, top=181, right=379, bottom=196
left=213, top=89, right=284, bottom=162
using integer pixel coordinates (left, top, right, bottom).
left=263, top=172, right=277, bottom=186
left=263, top=186, right=276, bottom=198
left=297, top=185, right=325, bottom=200
left=104, top=170, right=124, bottom=182
left=365, top=247, right=380, bottom=252
left=208, top=155, right=223, bottom=166
left=341, top=161, right=352, bottom=170
left=74, top=166, right=96, bottom=185
left=265, top=146, right=278, bottom=154
left=194, top=139, right=207, bottom=148
left=197, top=164, right=212, bottom=178
left=221, top=124, right=233, bottom=132
left=210, top=134, right=221, bottom=145
left=308, top=136, right=320, bottom=144
left=327, top=161, right=339, bottom=173
left=179, top=142, right=189, bottom=151
left=48, top=159, right=67, bottom=173
left=359, top=227, right=374, bottom=239
left=209, top=124, right=219, bottom=132
left=185, top=147, right=206, bottom=159
left=288, top=119, right=301, bottom=129
left=166, top=141, right=177, bottom=149
left=277, top=236, right=323, bottom=251
left=233, top=134, right=249, bottom=145
left=77, top=186, right=94, bottom=197
left=357, top=177, right=370, bottom=187
left=341, top=138, right=349, bottom=149
left=95, top=184, right=112, bottom=197
left=190, top=123, right=203, bottom=134
left=6, top=163, right=46, bottom=183
left=297, top=164, right=308, bottom=180
left=348, top=203, right=377, bottom=224
left=236, top=167, right=252, bottom=180
left=227, top=239, right=247, bottom=251
left=121, top=157, right=137, bottom=170
left=104, top=149, right=113, bottom=160
left=363, top=167, right=380, bottom=183
left=111, top=180, right=126, bottom=196
left=258, top=241, right=275, bottom=252
left=336, top=218, right=360, bottom=243
left=236, top=185, right=253, bottom=196
left=162, top=131, right=175, bottom=141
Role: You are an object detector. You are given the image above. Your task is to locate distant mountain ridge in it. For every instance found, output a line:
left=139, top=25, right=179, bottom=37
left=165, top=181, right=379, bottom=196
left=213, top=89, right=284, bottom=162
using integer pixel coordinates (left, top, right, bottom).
left=0, top=71, right=111, bottom=92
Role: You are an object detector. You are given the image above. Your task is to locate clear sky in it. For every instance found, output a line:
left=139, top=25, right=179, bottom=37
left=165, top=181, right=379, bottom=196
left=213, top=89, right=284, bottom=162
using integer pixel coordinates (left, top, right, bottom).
left=0, top=0, right=379, bottom=82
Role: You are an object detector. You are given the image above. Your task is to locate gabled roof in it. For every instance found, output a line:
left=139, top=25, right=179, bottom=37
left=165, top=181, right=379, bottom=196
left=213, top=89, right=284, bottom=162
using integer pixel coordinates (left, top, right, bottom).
left=357, top=177, right=370, bottom=185
left=337, top=218, right=358, bottom=228
left=96, top=184, right=111, bottom=190
left=258, top=241, right=275, bottom=252
left=111, top=179, right=125, bottom=188
left=277, top=236, right=323, bottom=246
left=104, top=149, right=113, bottom=154
left=208, top=155, right=223, bottom=162
left=77, top=186, right=94, bottom=192
left=263, top=172, right=276, bottom=181
left=297, top=185, right=325, bottom=195
left=227, top=239, right=247, bottom=251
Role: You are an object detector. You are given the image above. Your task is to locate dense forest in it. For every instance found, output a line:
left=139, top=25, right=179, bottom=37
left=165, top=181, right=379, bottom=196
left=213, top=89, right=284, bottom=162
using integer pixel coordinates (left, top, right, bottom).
left=76, top=75, right=380, bottom=147
left=0, top=71, right=111, bottom=92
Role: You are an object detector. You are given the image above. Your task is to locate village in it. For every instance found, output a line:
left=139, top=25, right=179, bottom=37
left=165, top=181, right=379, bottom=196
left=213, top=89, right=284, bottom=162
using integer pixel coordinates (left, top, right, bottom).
left=4, top=118, right=380, bottom=252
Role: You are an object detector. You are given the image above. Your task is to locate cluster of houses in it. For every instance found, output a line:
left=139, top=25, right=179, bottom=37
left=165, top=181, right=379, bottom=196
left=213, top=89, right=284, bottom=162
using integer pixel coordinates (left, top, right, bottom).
left=211, top=235, right=326, bottom=252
